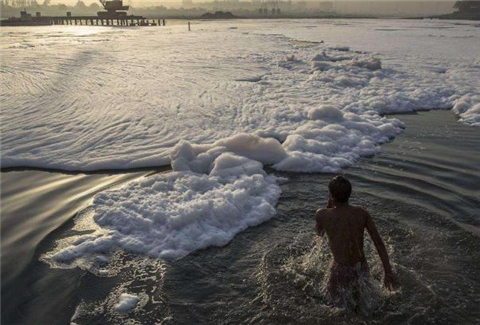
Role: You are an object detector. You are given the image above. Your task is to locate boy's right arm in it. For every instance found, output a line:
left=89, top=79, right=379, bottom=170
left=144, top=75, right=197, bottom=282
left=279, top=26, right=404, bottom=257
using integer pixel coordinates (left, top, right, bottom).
left=315, top=197, right=332, bottom=236
left=315, top=210, right=325, bottom=236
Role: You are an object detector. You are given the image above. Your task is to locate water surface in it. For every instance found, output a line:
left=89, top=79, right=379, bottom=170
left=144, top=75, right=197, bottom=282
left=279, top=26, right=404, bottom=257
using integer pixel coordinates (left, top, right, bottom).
left=1, top=110, right=479, bottom=324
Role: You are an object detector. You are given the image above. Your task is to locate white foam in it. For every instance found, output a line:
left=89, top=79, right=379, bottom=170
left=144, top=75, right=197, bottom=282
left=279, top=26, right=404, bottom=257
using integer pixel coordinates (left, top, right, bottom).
left=348, top=58, right=382, bottom=71
left=170, top=133, right=286, bottom=174
left=115, top=293, right=139, bottom=313
left=452, top=95, right=480, bottom=126
left=307, top=105, right=344, bottom=121
left=1, top=20, right=478, bottom=172
left=46, top=153, right=281, bottom=263
left=6, top=20, right=478, bottom=265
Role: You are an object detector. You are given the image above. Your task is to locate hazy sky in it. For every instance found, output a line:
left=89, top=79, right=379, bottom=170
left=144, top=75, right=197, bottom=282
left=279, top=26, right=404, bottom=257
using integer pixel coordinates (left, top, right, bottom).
left=43, top=0, right=457, bottom=15
left=50, top=0, right=458, bottom=4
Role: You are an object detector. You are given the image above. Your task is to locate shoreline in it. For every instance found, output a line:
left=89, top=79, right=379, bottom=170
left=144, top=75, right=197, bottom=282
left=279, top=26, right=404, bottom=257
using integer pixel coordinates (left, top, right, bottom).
left=2, top=15, right=479, bottom=26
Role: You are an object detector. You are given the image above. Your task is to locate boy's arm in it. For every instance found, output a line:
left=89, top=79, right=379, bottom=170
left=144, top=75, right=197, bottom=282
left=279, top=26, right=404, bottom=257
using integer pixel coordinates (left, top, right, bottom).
left=315, top=197, right=332, bottom=236
left=315, top=210, right=325, bottom=236
left=364, top=209, right=400, bottom=290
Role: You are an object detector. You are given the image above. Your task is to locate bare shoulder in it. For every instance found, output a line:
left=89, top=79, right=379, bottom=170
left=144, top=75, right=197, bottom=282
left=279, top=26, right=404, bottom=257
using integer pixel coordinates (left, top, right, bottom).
left=315, top=208, right=330, bottom=220
left=351, top=206, right=371, bottom=218
left=316, top=207, right=332, bottom=215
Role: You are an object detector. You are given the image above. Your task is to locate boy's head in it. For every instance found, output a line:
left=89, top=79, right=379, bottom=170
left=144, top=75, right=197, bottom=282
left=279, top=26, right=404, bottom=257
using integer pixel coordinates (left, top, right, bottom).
left=328, top=175, right=352, bottom=203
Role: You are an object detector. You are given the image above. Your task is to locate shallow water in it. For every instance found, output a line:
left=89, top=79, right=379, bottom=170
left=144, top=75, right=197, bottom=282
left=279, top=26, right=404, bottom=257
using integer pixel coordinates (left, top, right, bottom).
left=0, top=169, right=156, bottom=323
left=1, top=110, right=479, bottom=324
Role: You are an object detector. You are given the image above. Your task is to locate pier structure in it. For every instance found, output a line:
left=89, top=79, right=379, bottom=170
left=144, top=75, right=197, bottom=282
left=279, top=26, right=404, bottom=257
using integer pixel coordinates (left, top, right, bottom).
left=0, top=0, right=165, bottom=27
left=46, top=16, right=163, bottom=27
left=1, top=14, right=164, bottom=27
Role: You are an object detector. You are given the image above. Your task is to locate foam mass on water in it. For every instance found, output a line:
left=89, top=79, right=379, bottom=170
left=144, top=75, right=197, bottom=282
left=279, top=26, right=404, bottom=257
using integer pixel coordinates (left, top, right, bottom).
left=115, top=293, right=139, bottom=314
left=2, top=21, right=478, bottom=266
left=2, top=22, right=479, bottom=172
left=45, top=150, right=283, bottom=264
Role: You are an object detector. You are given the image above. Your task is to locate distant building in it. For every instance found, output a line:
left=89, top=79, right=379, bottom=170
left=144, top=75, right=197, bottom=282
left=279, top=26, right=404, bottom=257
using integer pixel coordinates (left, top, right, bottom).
left=454, top=1, right=480, bottom=13
left=182, top=0, right=193, bottom=5
left=98, top=0, right=129, bottom=18
left=20, top=10, right=32, bottom=21
left=318, top=1, right=334, bottom=13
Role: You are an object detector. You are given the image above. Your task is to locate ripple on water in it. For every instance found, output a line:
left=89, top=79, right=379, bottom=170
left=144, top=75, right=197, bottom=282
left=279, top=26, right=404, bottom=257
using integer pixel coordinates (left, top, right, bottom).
left=1, top=111, right=479, bottom=324
left=257, top=232, right=394, bottom=324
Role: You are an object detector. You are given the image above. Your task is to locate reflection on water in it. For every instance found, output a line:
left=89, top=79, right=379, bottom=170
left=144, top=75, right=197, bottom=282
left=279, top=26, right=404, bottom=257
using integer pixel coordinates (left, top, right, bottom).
left=0, top=170, right=150, bottom=324
left=1, top=111, right=480, bottom=324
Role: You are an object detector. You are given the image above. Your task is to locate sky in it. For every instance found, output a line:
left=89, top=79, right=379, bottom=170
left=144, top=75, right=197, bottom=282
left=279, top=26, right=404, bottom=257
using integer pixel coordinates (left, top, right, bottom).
left=28, top=0, right=459, bottom=15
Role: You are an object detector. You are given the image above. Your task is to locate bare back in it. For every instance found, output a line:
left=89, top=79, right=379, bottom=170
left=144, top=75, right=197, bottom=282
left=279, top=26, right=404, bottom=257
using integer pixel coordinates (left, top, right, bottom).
left=316, top=175, right=399, bottom=292
left=316, top=205, right=369, bottom=266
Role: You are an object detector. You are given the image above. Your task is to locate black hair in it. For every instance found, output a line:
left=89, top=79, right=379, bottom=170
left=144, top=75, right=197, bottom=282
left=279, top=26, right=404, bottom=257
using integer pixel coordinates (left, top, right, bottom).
left=328, top=175, right=352, bottom=203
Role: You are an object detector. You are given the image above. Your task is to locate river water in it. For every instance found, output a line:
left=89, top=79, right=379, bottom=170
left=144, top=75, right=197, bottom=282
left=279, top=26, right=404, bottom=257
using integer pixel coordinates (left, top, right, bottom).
left=2, top=110, right=479, bottom=324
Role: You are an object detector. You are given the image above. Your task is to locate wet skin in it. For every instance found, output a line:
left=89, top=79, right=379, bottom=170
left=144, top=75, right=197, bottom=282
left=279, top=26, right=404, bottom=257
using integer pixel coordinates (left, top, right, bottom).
left=315, top=196, right=400, bottom=291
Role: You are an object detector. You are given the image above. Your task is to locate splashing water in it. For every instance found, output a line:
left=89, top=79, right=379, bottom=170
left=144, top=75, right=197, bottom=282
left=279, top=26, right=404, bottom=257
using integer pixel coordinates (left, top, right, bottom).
left=258, top=232, right=396, bottom=323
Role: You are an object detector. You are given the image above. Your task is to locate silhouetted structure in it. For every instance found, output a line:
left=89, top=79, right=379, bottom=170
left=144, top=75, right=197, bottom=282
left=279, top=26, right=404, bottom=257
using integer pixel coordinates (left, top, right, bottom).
left=257, top=0, right=282, bottom=16
left=98, top=0, right=129, bottom=18
left=0, top=0, right=167, bottom=27
left=454, top=1, right=480, bottom=13
left=434, top=0, right=480, bottom=19
left=200, top=11, right=237, bottom=19
left=20, top=10, right=32, bottom=21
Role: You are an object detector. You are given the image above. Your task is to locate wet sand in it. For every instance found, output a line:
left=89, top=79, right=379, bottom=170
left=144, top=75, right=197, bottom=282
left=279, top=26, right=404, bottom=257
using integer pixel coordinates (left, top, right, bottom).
left=1, top=110, right=479, bottom=324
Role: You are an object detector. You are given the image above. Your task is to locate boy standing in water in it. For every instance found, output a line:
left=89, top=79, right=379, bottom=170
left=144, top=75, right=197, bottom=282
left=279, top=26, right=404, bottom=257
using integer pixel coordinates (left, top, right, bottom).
left=315, top=175, right=399, bottom=305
